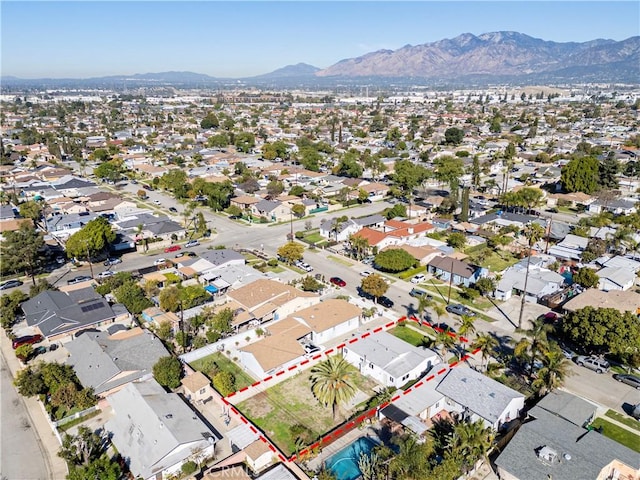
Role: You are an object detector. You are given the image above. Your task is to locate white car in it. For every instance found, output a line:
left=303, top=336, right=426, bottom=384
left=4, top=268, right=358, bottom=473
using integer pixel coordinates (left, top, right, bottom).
left=360, top=270, right=372, bottom=277
left=154, top=258, right=167, bottom=266
left=411, top=274, right=426, bottom=284
left=153, top=200, right=161, bottom=205
left=97, top=271, right=115, bottom=279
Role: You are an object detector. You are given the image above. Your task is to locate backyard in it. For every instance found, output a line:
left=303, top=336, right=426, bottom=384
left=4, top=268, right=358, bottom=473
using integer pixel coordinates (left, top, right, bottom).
left=189, top=352, right=255, bottom=392
left=237, top=364, right=379, bottom=456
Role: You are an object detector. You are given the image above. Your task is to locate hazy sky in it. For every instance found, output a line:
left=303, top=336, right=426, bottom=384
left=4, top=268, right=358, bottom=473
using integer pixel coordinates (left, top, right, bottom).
left=2, top=1, right=639, bottom=78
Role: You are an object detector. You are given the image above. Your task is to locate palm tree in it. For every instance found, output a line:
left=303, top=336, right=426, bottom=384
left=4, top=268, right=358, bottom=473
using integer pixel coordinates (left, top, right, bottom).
left=532, top=346, right=571, bottom=396
left=514, top=317, right=553, bottom=379
left=389, top=434, right=432, bottom=479
left=435, top=330, right=456, bottom=359
left=457, top=315, right=477, bottom=356
left=471, top=333, right=498, bottom=372
left=447, top=419, right=495, bottom=472
left=348, top=234, right=370, bottom=260
left=518, top=222, right=546, bottom=329
left=310, top=356, right=357, bottom=420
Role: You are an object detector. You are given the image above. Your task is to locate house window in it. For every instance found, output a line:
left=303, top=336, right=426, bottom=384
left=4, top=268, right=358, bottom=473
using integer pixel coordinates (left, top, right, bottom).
left=199, top=388, right=206, bottom=394
left=369, top=362, right=374, bottom=369
left=401, top=374, right=409, bottom=381
left=389, top=377, right=395, bottom=383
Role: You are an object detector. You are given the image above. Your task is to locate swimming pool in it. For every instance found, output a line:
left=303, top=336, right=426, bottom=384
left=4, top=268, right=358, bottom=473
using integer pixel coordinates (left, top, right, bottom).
left=325, top=436, right=378, bottom=480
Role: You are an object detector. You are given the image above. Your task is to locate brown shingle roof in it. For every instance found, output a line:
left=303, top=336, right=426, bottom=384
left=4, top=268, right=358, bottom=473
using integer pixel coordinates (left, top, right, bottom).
left=241, top=317, right=309, bottom=372
left=228, top=279, right=316, bottom=311
left=181, top=371, right=210, bottom=393
left=293, top=299, right=360, bottom=332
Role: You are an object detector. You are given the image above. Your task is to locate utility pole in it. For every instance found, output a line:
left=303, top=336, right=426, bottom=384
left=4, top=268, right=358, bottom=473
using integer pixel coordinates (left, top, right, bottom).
left=447, top=257, right=454, bottom=304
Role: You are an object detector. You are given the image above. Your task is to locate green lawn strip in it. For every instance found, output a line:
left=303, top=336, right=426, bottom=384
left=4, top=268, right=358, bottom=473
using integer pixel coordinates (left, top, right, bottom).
left=604, top=410, right=640, bottom=432
left=591, top=418, right=640, bottom=453
left=303, top=232, right=324, bottom=243
left=389, top=326, right=433, bottom=348
left=327, top=255, right=354, bottom=267
left=58, top=410, right=102, bottom=432
left=418, top=284, right=493, bottom=312
left=189, top=353, right=255, bottom=390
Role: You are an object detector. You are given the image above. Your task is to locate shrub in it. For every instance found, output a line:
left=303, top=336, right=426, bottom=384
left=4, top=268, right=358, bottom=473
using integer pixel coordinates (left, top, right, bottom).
left=295, top=231, right=304, bottom=239
left=267, top=258, right=278, bottom=267
left=181, top=461, right=197, bottom=475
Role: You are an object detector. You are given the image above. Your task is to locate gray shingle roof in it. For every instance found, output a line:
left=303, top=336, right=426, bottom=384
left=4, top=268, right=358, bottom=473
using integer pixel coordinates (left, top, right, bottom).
left=199, top=249, right=245, bottom=267
left=535, top=390, right=596, bottom=427
left=23, top=288, right=116, bottom=338
left=66, top=329, right=170, bottom=394
left=345, top=331, right=439, bottom=378
left=435, top=367, right=523, bottom=425
left=495, top=405, right=639, bottom=480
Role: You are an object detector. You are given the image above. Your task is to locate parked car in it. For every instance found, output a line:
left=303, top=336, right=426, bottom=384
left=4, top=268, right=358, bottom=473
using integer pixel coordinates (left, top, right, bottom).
left=432, top=322, right=456, bottom=334
left=303, top=344, right=323, bottom=356
left=360, top=270, right=373, bottom=277
left=575, top=355, right=610, bottom=373
left=445, top=303, right=476, bottom=317
left=377, top=296, right=394, bottom=308
left=184, top=240, right=200, bottom=248
left=330, top=277, right=346, bottom=287
left=613, top=373, right=640, bottom=389
left=55, top=256, right=66, bottom=265
left=409, top=288, right=432, bottom=300
left=67, top=275, right=92, bottom=285
left=362, top=256, right=375, bottom=265
left=165, top=245, right=181, bottom=253
left=168, top=207, right=178, bottom=213
left=0, top=279, right=23, bottom=290
left=154, top=258, right=168, bottom=266
left=411, top=274, right=426, bottom=284
left=633, top=403, right=640, bottom=420
left=103, top=257, right=122, bottom=266
left=12, top=334, right=43, bottom=350
left=184, top=251, right=197, bottom=257
left=142, top=184, right=153, bottom=191
left=97, top=271, right=115, bottom=279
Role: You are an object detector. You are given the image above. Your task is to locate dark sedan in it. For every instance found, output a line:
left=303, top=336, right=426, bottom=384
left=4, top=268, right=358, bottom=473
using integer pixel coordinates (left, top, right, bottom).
left=613, top=373, right=640, bottom=390
left=376, top=296, right=394, bottom=308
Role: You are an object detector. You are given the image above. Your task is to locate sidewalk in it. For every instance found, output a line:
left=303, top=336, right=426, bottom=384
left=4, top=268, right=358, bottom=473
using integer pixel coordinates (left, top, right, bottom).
left=1, top=332, right=68, bottom=480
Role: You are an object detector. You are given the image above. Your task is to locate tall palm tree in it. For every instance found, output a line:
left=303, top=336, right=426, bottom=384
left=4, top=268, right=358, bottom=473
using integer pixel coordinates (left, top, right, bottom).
left=310, top=356, right=357, bottom=421
left=471, top=333, right=498, bottom=371
left=518, top=222, right=546, bottom=328
left=389, top=434, right=433, bottom=479
left=457, top=315, right=477, bottom=355
left=514, top=317, right=553, bottom=379
left=448, top=419, right=495, bottom=472
left=532, top=346, right=571, bottom=396
left=348, top=234, right=370, bottom=260
left=435, top=330, right=456, bottom=359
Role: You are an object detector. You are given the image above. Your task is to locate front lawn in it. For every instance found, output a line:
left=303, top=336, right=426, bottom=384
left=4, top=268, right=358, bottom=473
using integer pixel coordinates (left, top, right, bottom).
left=467, top=249, right=520, bottom=273
left=604, top=410, right=640, bottom=433
left=389, top=325, right=434, bottom=348
left=591, top=418, right=640, bottom=453
left=190, top=352, right=255, bottom=391
left=237, top=364, right=378, bottom=456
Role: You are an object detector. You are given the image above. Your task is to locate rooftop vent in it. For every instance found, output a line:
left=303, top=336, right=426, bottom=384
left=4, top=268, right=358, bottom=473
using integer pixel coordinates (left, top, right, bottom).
left=563, top=453, right=571, bottom=461
left=165, top=414, right=173, bottom=419
left=537, top=446, right=559, bottom=464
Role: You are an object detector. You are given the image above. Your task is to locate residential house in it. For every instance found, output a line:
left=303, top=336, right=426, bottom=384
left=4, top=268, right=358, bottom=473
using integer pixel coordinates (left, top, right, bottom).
left=251, top=199, right=291, bottom=222
left=588, top=198, right=637, bottom=215
left=141, top=307, right=181, bottom=332
left=319, top=217, right=361, bottom=242
left=563, top=289, right=640, bottom=316
left=342, top=331, right=440, bottom=389
left=230, top=195, right=261, bottom=212
left=381, top=365, right=525, bottom=434
left=495, top=263, right=565, bottom=302
left=225, top=278, right=319, bottom=328
left=427, top=256, right=487, bottom=287
left=22, top=288, right=126, bottom=341
left=66, top=327, right=170, bottom=396
left=105, top=379, right=220, bottom=480
left=547, top=233, right=589, bottom=262
left=292, top=299, right=361, bottom=345
left=471, top=212, right=545, bottom=231
left=595, top=267, right=636, bottom=292
left=181, top=371, right=214, bottom=404
left=494, top=401, right=638, bottom=480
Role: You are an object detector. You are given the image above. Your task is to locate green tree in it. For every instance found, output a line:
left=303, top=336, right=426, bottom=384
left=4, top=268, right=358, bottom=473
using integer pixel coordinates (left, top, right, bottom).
left=266, top=179, right=284, bottom=197
left=471, top=156, right=481, bottom=189
left=213, top=371, right=235, bottom=396
left=58, top=426, right=103, bottom=467
left=389, top=434, right=433, bottom=479
left=474, top=277, right=496, bottom=296
left=562, top=307, right=640, bottom=360
left=435, top=155, right=465, bottom=197
left=447, top=232, right=467, bottom=249
left=15, top=344, right=33, bottom=362
left=514, top=317, right=553, bottom=377
left=1, top=223, right=44, bottom=285
left=113, top=281, right=152, bottom=314
left=573, top=267, right=600, bottom=289
left=277, top=241, right=304, bottom=265
left=18, top=200, right=44, bottom=225
left=300, top=275, right=323, bottom=292
left=291, top=203, right=306, bottom=218
left=518, top=222, right=546, bottom=328
left=531, top=346, right=571, bottom=396
left=374, top=248, right=417, bottom=273
left=67, top=456, right=121, bottom=480
left=200, top=112, right=219, bottom=129
left=65, top=217, right=116, bottom=260
left=13, top=365, right=46, bottom=396
left=392, top=159, right=430, bottom=197
left=310, top=356, right=357, bottom=420
left=93, top=161, right=122, bottom=182
left=444, top=127, right=464, bottom=145
left=360, top=274, right=389, bottom=301
left=152, top=356, right=183, bottom=389
left=598, top=155, right=620, bottom=189
left=561, top=156, right=600, bottom=194
left=348, top=234, right=370, bottom=260
left=234, top=132, right=255, bottom=153
left=159, top=285, right=181, bottom=312
left=160, top=169, right=189, bottom=198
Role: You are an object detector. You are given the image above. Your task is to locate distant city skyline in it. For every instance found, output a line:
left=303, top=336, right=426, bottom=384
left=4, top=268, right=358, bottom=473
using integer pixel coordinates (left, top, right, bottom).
left=2, top=1, right=639, bottom=79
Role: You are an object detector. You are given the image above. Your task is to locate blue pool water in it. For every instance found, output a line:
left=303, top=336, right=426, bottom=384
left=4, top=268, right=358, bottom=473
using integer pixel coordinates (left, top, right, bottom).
left=325, top=437, right=378, bottom=480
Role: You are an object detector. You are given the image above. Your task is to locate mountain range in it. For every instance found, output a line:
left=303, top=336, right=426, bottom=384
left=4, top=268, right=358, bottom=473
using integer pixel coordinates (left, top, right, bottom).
left=2, top=32, right=638, bottom=88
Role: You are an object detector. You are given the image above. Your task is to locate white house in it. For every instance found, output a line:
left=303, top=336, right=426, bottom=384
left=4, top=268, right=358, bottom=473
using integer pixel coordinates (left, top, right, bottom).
left=293, top=299, right=361, bottom=345
left=596, top=267, right=636, bottom=292
left=105, top=379, right=219, bottom=480
left=342, top=331, right=440, bottom=389
left=495, top=263, right=565, bottom=302
left=381, top=365, right=525, bottom=434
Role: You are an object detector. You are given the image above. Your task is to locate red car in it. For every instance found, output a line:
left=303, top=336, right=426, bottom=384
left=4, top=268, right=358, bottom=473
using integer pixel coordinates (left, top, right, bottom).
left=164, top=245, right=181, bottom=253
left=12, top=334, right=43, bottom=350
left=330, top=277, right=346, bottom=287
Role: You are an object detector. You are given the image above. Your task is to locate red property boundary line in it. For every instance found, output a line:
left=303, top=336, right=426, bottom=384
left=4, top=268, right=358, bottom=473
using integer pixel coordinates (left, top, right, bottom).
left=218, top=314, right=482, bottom=463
